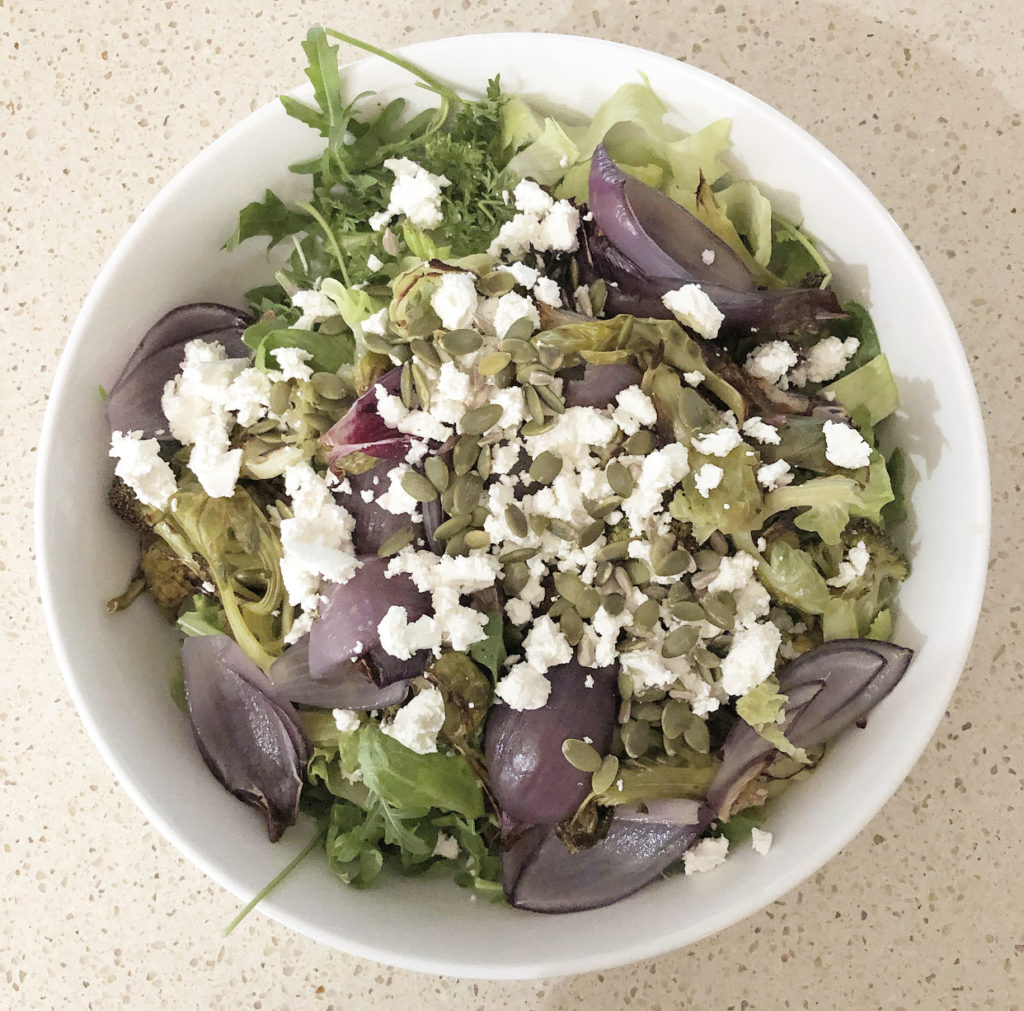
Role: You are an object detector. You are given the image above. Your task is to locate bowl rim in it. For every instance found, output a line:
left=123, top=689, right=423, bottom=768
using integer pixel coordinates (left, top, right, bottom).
left=35, top=30, right=991, bottom=979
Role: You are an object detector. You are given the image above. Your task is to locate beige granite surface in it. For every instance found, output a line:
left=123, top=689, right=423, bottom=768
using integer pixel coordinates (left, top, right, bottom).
left=3, top=0, right=1023, bottom=1006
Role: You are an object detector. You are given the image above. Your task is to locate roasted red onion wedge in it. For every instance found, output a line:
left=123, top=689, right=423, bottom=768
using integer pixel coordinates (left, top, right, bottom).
left=706, top=638, right=914, bottom=819
left=105, top=302, right=252, bottom=439
left=182, top=634, right=308, bottom=842
left=485, top=661, right=617, bottom=825
left=334, top=461, right=422, bottom=555
left=321, top=367, right=413, bottom=467
left=588, top=143, right=754, bottom=290
left=563, top=363, right=643, bottom=409
left=308, top=557, right=432, bottom=686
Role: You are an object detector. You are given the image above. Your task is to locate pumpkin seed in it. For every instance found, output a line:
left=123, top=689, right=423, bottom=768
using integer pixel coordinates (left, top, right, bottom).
left=561, top=737, right=603, bottom=773
left=362, top=330, right=393, bottom=355
left=452, top=472, right=484, bottom=514
left=460, top=404, right=503, bottom=435
left=504, top=503, right=528, bottom=538
left=632, top=701, right=663, bottom=723
left=499, top=546, right=540, bottom=564
left=623, top=559, right=651, bottom=586
left=464, top=529, right=491, bottom=550
left=547, top=518, right=575, bottom=541
left=503, top=316, right=537, bottom=342
left=476, top=444, right=492, bottom=480
left=661, top=699, right=690, bottom=741
left=701, top=591, right=736, bottom=630
left=476, top=270, right=517, bottom=297
left=391, top=342, right=413, bottom=364
left=559, top=607, right=585, bottom=646
left=576, top=587, right=601, bottom=620
left=410, top=337, right=440, bottom=367
left=376, top=525, right=416, bottom=557
left=585, top=496, right=622, bottom=520
left=440, top=329, right=484, bottom=356
left=602, top=592, right=626, bottom=616
left=310, top=372, right=347, bottom=400
left=662, top=624, right=700, bottom=658
left=579, top=519, right=605, bottom=548
left=535, top=383, right=566, bottom=414
left=478, top=351, right=512, bottom=376
left=668, top=581, right=692, bottom=603
left=470, top=505, right=489, bottom=526
left=502, top=561, right=529, bottom=596
left=693, top=645, right=720, bottom=670
left=499, top=335, right=538, bottom=365
left=537, top=345, right=563, bottom=371
left=433, top=514, right=471, bottom=541
left=595, top=540, right=629, bottom=563
left=411, top=362, right=432, bottom=411
left=622, top=430, right=654, bottom=456
left=424, top=456, right=449, bottom=492
left=452, top=436, right=480, bottom=476
left=529, top=451, right=563, bottom=484
left=695, top=548, right=722, bottom=570
left=520, top=417, right=556, bottom=437
left=591, top=754, right=620, bottom=795
left=709, top=531, right=730, bottom=555
left=671, top=601, right=706, bottom=622
left=401, top=470, right=438, bottom=503
left=492, top=362, right=516, bottom=389
left=529, top=514, right=550, bottom=536
left=269, top=381, right=292, bottom=416
left=400, top=360, right=415, bottom=409
left=594, top=561, right=613, bottom=586
left=523, top=384, right=545, bottom=424
left=633, top=598, right=661, bottom=634
left=683, top=716, right=711, bottom=754
left=606, top=460, right=634, bottom=498
left=547, top=598, right=569, bottom=619
left=654, top=548, right=693, bottom=577
left=445, top=531, right=469, bottom=556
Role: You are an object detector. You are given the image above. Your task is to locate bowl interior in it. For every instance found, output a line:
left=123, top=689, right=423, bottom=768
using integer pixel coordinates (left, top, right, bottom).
left=36, top=32, right=989, bottom=979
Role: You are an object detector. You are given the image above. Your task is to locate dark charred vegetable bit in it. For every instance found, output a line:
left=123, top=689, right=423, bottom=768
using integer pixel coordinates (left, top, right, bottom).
left=308, top=555, right=432, bottom=686
left=485, top=660, right=617, bottom=826
left=182, top=634, right=309, bottom=842
left=105, top=302, right=252, bottom=440
left=321, top=366, right=414, bottom=467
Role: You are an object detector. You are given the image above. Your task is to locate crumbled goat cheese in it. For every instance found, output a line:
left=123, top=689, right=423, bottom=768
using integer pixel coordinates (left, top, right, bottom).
left=488, top=195, right=580, bottom=258
left=742, top=416, right=782, bottom=445
left=271, top=346, right=314, bottom=383
left=532, top=275, right=562, bottom=307
left=621, top=443, right=690, bottom=535
left=223, top=368, right=273, bottom=428
left=751, top=827, right=773, bottom=856
left=382, top=687, right=447, bottom=755
left=377, top=606, right=440, bottom=660
left=797, top=335, right=860, bottom=384
left=512, top=178, right=554, bottom=217
left=366, top=253, right=384, bottom=272
left=612, top=385, right=658, bottom=437
left=691, top=427, right=744, bottom=458
left=694, top=462, right=724, bottom=498
left=684, top=835, right=730, bottom=874
left=497, top=261, right=540, bottom=288
left=827, top=539, right=871, bottom=587
left=492, top=291, right=540, bottom=339
left=744, top=340, right=798, bottom=384
left=823, top=420, right=872, bottom=469
left=495, top=662, right=551, bottom=710
left=706, top=552, right=771, bottom=627
left=368, top=157, right=450, bottom=231
left=573, top=284, right=594, bottom=316
left=661, top=284, right=725, bottom=340
left=291, top=288, right=339, bottom=329
left=432, top=833, right=460, bottom=860
left=361, top=307, right=389, bottom=337
left=376, top=463, right=423, bottom=517
left=720, top=620, right=782, bottom=696
left=430, top=271, right=479, bottom=331
left=332, top=708, right=362, bottom=733
left=683, top=370, right=704, bottom=387
left=701, top=248, right=716, bottom=265
left=757, top=458, right=794, bottom=491
left=109, top=431, right=177, bottom=510
left=535, top=200, right=580, bottom=252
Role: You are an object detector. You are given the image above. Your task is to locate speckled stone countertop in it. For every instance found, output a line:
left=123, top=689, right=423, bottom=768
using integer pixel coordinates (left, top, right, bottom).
left=4, top=0, right=1022, bottom=1006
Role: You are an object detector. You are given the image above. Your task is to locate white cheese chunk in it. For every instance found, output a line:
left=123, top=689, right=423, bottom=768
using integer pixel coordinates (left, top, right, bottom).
left=661, top=284, right=725, bottom=339
left=684, top=835, right=729, bottom=874
left=382, top=687, right=447, bottom=754
left=109, top=431, right=177, bottom=510
left=823, top=420, right=872, bottom=469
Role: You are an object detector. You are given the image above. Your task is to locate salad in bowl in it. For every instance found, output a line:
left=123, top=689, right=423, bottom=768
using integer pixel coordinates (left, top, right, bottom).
left=100, top=27, right=916, bottom=915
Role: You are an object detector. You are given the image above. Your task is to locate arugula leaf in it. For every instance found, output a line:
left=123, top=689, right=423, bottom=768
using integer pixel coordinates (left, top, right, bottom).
left=225, top=190, right=312, bottom=251
left=468, top=612, right=506, bottom=681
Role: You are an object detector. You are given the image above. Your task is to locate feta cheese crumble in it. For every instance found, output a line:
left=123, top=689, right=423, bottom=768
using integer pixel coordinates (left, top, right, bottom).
left=751, top=827, right=773, bottom=856
left=369, top=157, right=451, bottom=231
left=382, top=687, right=447, bottom=754
left=823, top=420, right=872, bottom=469
left=691, top=427, right=744, bottom=458
left=756, top=458, right=793, bottom=491
left=661, top=284, right=725, bottom=340
left=684, top=835, right=730, bottom=874
left=742, top=416, right=781, bottom=445
left=694, top=462, right=724, bottom=498
left=744, top=340, right=798, bottom=385
left=109, top=431, right=176, bottom=510
left=827, top=539, right=870, bottom=587
left=430, top=271, right=479, bottom=331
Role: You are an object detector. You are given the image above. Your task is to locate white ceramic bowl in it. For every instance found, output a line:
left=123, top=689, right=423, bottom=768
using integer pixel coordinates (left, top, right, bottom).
left=36, top=33, right=989, bottom=979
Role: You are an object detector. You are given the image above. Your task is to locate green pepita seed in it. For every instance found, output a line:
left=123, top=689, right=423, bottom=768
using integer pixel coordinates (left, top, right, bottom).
left=645, top=584, right=668, bottom=601
left=529, top=514, right=550, bottom=536
left=535, top=383, right=566, bottom=414
left=520, top=417, right=556, bottom=437
left=622, top=430, right=654, bottom=456
left=362, top=330, right=393, bottom=355
left=632, top=701, right=663, bottom=723
left=606, top=460, right=634, bottom=498
left=476, top=444, right=492, bottom=481
left=453, top=436, right=480, bottom=476
left=579, top=519, right=605, bottom=548
left=591, top=754, right=620, bottom=795
left=524, top=384, right=546, bottom=424
left=561, top=737, right=603, bottom=773
left=400, top=360, right=415, bottom=409
left=391, top=342, right=413, bottom=364
left=478, top=351, right=512, bottom=376
left=662, top=624, right=700, bottom=658
left=623, top=559, right=651, bottom=586
left=470, top=505, right=489, bottom=527
left=576, top=587, right=601, bottom=620
left=424, top=456, right=449, bottom=492
left=433, top=514, right=471, bottom=541
left=445, top=531, right=469, bottom=557
left=655, top=549, right=693, bottom=578
left=547, top=518, right=575, bottom=541
left=586, top=496, right=622, bottom=520
left=476, top=270, right=517, bottom=297
left=452, top=473, right=484, bottom=514
left=464, top=529, right=491, bottom=550
left=460, top=404, right=503, bottom=436
left=500, top=335, right=538, bottom=365
left=410, top=337, right=440, bottom=367
left=499, top=546, right=540, bottom=564
left=668, top=581, right=692, bottom=602
left=553, top=571, right=584, bottom=604
left=529, top=451, right=563, bottom=485
left=401, top=470, right=439, bottom=503
left=503, top=316, right=537, bottom=343
left=682, top=716, right=711, bottom=754
left=377, top=525, right=416, bottom=557
left=671, top=601, right=706, bottom=622
left=701, top=591, right=737, bottom=630
left=547, top=598, right=569, bottom=619
left=310, top=372, right=347, bottom=400
left=411, top=362, right=431, bottom=411
left=693, top=645, right=721, bottom=670
left=503, top=561, right=529, bottom=596
left=695, top=549, right=722, bottom=571
left=492, top=362, right=516, bottom=389
left=559, top=607, right=585, bottom=646
left=595, top=540, right=629, bottom=563
left=633, top=598, right=661, bottom=634
left=594, top=561, right=613, bottom=586
left=602, top=592, right=626, bottom=616
left=537, top=344, right=563, bottom=371
left=441, top=329, right=484, bottom=356
left=270, top=381, right=292, bottom=416
left=661, top=699, right=690, bottom=741
left=504, top=503, right=528, bottom=539
left=621, top=724, right=652, bottom=761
